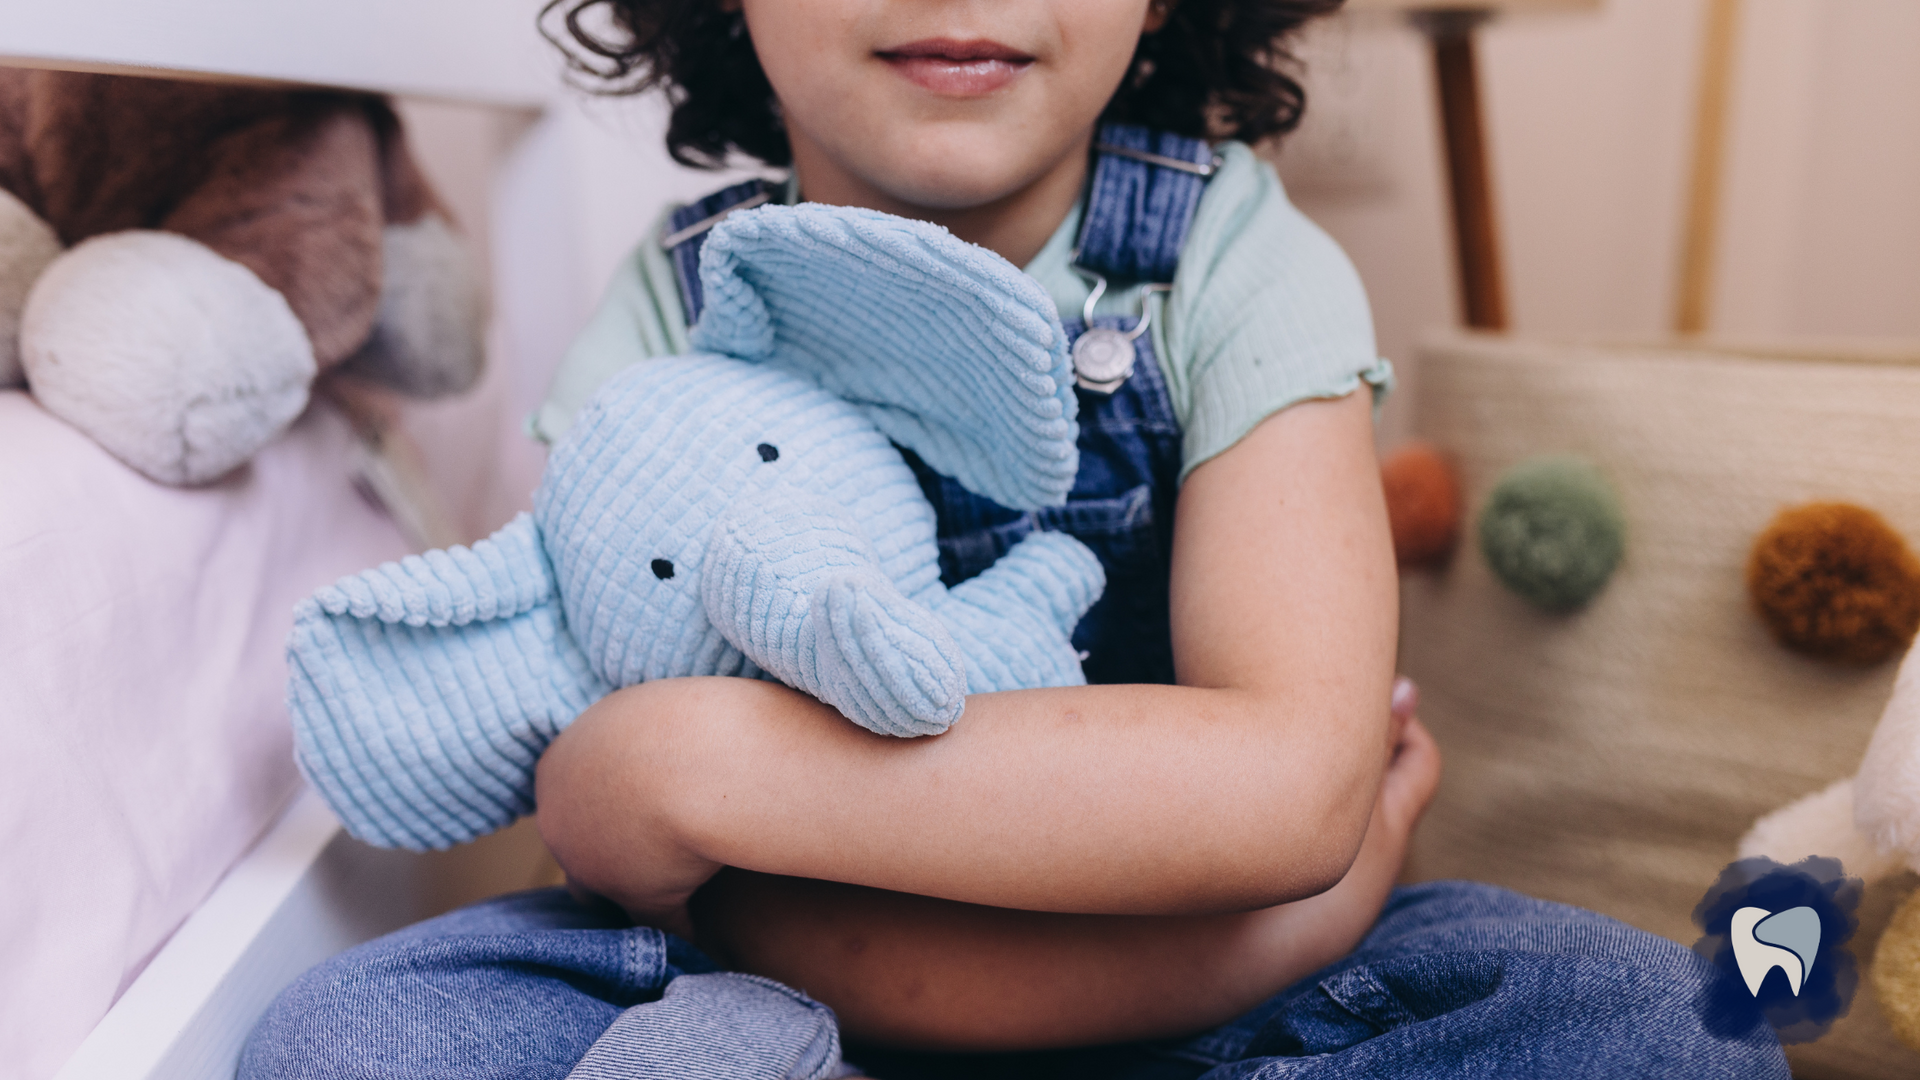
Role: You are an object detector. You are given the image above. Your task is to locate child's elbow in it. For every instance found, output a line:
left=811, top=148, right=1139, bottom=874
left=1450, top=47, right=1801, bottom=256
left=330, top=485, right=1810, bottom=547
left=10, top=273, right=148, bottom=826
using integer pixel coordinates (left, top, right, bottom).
left=1269, top=803, right=1375, bottom=909
left=1230, top=708, right=1385, bottom=909
left=1292, top=797, right=1377, bottom=899
left=1188, top=821, right=1367, bottom=916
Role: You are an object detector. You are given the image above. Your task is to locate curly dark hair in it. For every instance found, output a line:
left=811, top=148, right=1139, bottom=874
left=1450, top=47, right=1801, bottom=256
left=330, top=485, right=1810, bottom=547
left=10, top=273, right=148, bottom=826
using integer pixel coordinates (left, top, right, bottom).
left=541, top=0, right=1345, bottom=169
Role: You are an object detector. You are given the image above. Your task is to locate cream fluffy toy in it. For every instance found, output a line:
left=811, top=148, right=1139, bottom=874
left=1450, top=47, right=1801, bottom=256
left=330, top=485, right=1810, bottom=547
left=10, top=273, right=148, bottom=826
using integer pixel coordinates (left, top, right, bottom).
left=1739, top=644, right=1920, bottom=882
left=1741, top=641, right=1920, bottom=1048
left=0, top=70, right=483, bottom=484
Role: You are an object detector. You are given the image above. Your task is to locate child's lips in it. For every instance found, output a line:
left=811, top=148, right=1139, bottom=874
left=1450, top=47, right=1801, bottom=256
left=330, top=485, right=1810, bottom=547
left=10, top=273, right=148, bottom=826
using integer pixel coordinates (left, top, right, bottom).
left=878, top=39, right=1034, bottom=96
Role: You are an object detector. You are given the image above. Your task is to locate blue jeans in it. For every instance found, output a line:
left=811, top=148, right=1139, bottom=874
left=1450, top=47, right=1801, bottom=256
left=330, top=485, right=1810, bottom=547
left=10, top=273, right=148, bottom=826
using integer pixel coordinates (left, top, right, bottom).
left=240, top=881, right=1786, bottom=1079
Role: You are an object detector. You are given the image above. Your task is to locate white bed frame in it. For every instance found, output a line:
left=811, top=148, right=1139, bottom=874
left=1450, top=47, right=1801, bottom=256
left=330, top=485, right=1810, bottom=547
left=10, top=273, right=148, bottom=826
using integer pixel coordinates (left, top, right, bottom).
left=4, top=1, right=554, bottom=106
left=53, top=791, right=427, bottom=1080
left=7, top=5, right=602, bottom=1077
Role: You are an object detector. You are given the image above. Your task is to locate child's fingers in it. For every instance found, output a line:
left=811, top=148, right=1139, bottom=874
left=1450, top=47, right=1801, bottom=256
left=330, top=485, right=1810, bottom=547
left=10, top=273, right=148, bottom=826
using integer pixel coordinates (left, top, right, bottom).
left=1386, top=675, right=1418, bottom=753
left=1390, top=675, right=1419, bottom=722
left=1380, top=715, right=1442, bottom=834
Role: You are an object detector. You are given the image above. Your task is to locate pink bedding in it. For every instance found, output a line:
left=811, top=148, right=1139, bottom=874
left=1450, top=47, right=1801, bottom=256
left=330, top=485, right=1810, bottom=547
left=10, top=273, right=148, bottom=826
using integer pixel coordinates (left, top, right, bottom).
left=0, top=390, right=411, bottom=1080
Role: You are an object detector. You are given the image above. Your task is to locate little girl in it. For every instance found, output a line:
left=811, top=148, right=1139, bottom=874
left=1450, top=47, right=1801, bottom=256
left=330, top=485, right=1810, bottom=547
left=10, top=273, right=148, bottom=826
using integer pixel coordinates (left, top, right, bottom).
left=244, top=1, right=1788, bottom=1076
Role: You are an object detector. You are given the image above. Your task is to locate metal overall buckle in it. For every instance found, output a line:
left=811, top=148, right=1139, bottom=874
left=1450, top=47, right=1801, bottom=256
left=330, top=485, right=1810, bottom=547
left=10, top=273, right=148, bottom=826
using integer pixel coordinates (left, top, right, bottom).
left=1070, top=270, right=1170, bottom=394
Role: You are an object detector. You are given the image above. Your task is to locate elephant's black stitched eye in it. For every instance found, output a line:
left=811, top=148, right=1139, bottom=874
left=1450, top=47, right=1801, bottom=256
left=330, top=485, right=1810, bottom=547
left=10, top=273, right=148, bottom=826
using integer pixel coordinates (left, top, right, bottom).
left=756, top=443, right=779, bottom=462
left=651, top=559, right=675, bottom=580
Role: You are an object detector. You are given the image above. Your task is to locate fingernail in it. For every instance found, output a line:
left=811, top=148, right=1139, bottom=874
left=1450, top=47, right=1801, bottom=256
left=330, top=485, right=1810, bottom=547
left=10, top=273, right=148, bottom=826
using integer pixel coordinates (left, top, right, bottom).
left=1391, top=676, right=1418, bottom=716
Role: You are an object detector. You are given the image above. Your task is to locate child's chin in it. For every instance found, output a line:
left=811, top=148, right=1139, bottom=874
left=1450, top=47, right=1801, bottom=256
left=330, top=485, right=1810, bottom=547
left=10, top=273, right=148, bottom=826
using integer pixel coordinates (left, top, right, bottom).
left=867, top=138, right=1068, bottom=211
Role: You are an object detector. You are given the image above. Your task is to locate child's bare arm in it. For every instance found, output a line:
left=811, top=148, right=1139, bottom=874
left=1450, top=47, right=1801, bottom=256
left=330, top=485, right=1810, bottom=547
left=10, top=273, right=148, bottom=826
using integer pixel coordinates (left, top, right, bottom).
left=691, top=710, right=1440, bottom=1051
left=537, top=390, right=1398, bottom=925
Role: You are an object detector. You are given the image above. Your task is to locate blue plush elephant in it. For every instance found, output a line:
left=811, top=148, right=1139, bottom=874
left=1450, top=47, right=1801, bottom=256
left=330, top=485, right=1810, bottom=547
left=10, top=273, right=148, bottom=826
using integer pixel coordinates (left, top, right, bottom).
left=289, top=205, right=1107, bottom=851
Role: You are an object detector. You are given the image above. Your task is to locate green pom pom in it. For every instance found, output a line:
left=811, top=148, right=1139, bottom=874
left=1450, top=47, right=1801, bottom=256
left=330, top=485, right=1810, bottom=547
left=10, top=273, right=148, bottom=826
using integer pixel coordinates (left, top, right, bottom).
left=1478, top=454, right=1626, bottom=611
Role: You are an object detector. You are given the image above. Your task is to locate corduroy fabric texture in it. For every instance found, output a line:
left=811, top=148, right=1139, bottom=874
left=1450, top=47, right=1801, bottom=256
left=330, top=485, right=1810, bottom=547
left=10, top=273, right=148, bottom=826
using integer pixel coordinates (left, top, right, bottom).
left=288, top=514, right=611, bottom=851
left=691, top=204, right=1079, bottom=512
left=529, top=144, right=1391, bottom=489
left=667, top=178, right=780, bottom=324
left=290, top=204, right=1104, bottom=851
left=1074, top=124, right=1211, bottom=284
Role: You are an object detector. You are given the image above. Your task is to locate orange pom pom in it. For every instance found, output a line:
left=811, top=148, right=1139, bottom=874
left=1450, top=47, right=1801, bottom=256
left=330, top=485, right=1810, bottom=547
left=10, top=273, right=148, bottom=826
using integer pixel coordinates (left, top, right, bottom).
left=1747, top=502, right=1920, bottom=665
left=1381, top=442, right=1462, bottom=569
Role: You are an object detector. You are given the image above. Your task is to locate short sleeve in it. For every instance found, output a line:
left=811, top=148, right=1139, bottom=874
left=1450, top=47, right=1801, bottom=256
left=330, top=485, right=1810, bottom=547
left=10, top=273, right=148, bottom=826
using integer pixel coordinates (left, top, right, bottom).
left=1158, top=143, right=1392, bottom=481
left=530, top=211, right=693, bottom=445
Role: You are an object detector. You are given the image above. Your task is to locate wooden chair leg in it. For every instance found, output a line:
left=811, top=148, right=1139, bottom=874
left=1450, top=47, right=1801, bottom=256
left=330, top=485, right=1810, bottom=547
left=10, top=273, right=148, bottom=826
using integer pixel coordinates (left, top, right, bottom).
left=1413, top=9, right=1508, bottom=331
left=1675, top=0, right=1743, bottom=336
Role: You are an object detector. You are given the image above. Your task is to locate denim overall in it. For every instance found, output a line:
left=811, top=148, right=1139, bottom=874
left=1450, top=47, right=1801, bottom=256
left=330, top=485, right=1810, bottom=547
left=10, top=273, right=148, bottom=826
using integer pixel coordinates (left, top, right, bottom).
left=240, top=131, right=1789, bottom=1080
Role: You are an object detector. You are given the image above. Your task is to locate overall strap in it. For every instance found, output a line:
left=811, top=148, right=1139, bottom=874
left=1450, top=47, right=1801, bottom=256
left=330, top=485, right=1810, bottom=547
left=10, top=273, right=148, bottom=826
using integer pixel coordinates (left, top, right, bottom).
left=663, top=127, right=1217, bottom=327
left=662, top=178, right=780, bottom=326
left=1074, top=123, right=1220, bottom=284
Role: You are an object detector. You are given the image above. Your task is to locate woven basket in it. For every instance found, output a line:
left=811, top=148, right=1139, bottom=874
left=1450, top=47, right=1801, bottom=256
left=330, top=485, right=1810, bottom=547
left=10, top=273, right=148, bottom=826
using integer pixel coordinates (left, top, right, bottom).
left=1398, top=333, right=1920, bottom=1078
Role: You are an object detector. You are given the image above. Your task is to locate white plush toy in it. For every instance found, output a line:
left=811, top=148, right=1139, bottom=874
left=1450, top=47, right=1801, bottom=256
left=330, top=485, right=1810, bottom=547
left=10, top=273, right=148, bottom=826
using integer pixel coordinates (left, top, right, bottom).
left=0, top=70, right=483, bottom=485
left=1742, top=639, right=1920, bottom=1050
left=1740, top=642, right=1920, bottom=881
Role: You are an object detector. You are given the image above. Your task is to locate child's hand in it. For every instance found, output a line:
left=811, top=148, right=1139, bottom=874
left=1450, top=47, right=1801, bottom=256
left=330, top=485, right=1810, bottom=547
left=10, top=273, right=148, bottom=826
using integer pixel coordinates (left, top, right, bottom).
left=1390, top=673, right=1419, bottom=736
left=1381, top=676, right=1442, bottom=849
left=535, top=681, right=734, bottom=941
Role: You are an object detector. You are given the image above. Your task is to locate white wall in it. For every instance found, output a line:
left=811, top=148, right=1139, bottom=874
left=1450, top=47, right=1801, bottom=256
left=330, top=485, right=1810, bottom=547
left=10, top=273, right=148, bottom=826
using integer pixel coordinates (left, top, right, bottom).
left=1, top=0, right=552, bottom=106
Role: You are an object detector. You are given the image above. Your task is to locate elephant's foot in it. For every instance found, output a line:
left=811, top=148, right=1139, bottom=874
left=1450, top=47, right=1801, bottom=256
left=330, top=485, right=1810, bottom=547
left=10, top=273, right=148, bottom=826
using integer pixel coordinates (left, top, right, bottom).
left=939, top=529, right=1105, bottom=693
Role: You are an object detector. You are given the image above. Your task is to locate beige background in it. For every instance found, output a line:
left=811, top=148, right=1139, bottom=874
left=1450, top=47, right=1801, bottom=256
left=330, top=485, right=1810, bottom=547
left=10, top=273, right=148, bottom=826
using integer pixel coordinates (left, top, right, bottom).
left=1270, top=0, right=1920, bottom=441
left=1400, top=335, right=1920, bottom=1078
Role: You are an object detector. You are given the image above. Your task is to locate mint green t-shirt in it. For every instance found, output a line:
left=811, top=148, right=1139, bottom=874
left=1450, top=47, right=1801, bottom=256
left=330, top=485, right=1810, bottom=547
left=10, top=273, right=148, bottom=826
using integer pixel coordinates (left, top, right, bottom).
left=532, top=142, right=1389, bottom=481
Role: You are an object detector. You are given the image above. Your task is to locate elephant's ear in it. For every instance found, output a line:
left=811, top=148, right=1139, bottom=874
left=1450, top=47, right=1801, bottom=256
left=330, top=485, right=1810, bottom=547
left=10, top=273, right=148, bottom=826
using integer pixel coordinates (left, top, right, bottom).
left=690, top=203, right=1078, bottom=510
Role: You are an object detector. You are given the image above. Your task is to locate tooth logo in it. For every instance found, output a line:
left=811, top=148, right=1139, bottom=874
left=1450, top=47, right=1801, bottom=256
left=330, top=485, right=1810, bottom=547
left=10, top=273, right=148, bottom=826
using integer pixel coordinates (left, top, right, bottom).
left=1730, top=905, right=1821, bottom=997
left=1694, top=858, right=1858, bottom=1042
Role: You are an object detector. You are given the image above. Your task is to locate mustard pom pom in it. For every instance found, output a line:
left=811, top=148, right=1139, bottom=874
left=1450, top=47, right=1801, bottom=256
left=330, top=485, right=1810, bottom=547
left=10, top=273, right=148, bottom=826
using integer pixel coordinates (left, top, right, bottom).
left=1748, top=502, right=1920, bottom=665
